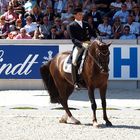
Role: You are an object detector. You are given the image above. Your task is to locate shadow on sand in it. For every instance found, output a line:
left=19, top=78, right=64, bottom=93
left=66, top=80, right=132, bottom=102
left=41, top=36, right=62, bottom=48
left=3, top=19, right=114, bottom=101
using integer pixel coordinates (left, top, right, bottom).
left=69, top=89, right=140, bottom=101
left=66, top=122, right=140, bottom=130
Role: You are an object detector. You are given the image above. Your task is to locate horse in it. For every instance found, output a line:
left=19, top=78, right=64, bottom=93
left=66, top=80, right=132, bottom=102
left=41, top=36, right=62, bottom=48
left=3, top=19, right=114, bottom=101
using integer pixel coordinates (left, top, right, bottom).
left=40, top=39, right=112, bottom=127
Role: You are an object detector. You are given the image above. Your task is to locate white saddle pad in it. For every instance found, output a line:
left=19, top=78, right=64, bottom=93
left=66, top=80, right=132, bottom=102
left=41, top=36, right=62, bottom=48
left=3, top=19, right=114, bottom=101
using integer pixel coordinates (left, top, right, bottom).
left=63, top=55, right=72, bottom=73
left=63, top=50, right=87, bottom=74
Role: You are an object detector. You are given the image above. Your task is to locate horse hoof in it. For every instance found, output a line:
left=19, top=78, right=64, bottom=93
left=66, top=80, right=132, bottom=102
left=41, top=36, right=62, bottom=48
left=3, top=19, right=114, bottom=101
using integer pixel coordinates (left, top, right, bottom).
left=93, top=122, right=100, bottom=128
left=106, top=121, right=112, bottom=127
left=70, top=116, right=81, bottom=124
left=75, top=120, right=81, bottom=125
left=59, top=118, right=67, bottom=123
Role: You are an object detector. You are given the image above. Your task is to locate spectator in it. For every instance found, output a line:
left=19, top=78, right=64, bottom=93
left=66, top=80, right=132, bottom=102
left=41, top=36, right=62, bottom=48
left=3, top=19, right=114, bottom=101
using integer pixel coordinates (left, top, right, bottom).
left=93, top=0, right=111, bottom=16
left=6, top=31, right=18, bottom=39
left=66, top=0, right=75, bottom=8
left=124, top=15, right=140, bottom=36
left=54, top=17, right=63, bottom=37
left=110, top=0, right=122, bottom=11
left=24, top=15, right=38, bottom=37
left=68, top=15, right=75, bottom=23
left=112, top=16, right=123, bottom=39
left=2, top=6, right=18, bottom=25
left=24, top=0, right=36, bottom=13
left=39, top=0, right=52, bottom=13
left=15, top=27, right=32, bottom=39
left=72, top=0, right=82, bottom=8
left=130, top=4, right=140, bottom=22
left=0, top=16, right=9, bottom=39
left=0, top=0, right=10, bottom=15
left=113, top=3, right=129, bottom=24
left=55, top=0, right=68, bottom=15
left=47, top=25, right=62, bottom=39
left=6, top=24, right=18, bottom=39
left=84, top=4, right=102, bottom=28
left=124, top=0, right=136, bottom=11
left=15, top=18, right=23, bottom=31
left=68, top=14, right=75, bottom=23
left=54, top=0, right=59, bottom=14
left=44, top=6, right=55, bottom=24
left=119, top=25, right=136, bottom=39
left=32, top=27, right=42, bottom=39
left=109, top=0, right=122, bottom=17
left=87, top=16, right=100, bottom=39
left=82, top=0, right=91, bottom=13
left=61, top=5, right=73, bottom=22
left=9, top=24, right=17, bottom=32
left=9, top=0, right=25, bottom=16
left=98, top=16, right=112, bottom=39
left=28, top=4, right=44, bottom=24
left=61, top=22, right=70, bottom=39
left=39, top=16, right=51, bottom=39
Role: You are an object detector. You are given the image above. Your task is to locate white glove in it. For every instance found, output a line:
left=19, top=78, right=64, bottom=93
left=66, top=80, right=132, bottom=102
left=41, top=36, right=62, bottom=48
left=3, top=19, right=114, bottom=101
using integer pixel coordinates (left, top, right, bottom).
left=82, top=42, right=89, bottom=49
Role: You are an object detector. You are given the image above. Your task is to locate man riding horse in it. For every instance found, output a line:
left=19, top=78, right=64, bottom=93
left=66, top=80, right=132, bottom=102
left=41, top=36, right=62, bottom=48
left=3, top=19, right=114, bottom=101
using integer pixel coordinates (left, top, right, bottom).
left=67, top=7, right=98, bottom=89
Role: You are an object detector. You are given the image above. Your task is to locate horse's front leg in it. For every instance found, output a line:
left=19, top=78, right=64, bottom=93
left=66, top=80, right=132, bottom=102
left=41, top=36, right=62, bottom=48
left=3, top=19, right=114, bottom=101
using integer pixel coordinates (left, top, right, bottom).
left=99, top=87, right=112, bottom=127
left=88, top=88, right=99, bottom=127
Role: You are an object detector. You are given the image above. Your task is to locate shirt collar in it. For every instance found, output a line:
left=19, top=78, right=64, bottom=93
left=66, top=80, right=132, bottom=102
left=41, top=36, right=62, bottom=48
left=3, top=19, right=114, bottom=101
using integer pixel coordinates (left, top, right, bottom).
left=75, top=19, right=83, bottom=28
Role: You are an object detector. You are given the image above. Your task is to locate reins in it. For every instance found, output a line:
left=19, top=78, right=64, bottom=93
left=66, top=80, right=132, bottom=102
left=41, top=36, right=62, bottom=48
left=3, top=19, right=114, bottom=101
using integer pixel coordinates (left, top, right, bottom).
left=87, top=49, right=104, bottom=71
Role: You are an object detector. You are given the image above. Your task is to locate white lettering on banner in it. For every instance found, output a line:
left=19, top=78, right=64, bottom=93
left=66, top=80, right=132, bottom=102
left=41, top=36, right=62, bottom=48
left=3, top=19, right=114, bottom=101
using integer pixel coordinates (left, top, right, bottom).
left=16, top=54, right=39, bottom=75
left=0, top=50, right=39, bottom=76
left=108, top=45, right=140, bottom=80
left=42, top=50, right=53, bottom=64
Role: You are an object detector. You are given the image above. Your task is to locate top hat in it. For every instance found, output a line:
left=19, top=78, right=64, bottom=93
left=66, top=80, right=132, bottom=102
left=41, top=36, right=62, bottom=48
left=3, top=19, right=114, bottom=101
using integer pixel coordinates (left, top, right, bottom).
left=73, top=7, right=83, bottom=15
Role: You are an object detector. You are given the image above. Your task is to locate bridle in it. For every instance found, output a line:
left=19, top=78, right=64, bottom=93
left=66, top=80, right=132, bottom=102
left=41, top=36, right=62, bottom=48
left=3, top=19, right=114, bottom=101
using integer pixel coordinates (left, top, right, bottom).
left=87, top=43, right=110, bottom=73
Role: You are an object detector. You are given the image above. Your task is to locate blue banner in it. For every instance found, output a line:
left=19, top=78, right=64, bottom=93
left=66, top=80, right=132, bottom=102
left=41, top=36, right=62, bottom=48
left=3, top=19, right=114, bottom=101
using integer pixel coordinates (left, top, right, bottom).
left=0, top=45, right=59, bottom=79
left=113, top=47, right=137, bottom=78
left=109, top=45, right=140, bottom=80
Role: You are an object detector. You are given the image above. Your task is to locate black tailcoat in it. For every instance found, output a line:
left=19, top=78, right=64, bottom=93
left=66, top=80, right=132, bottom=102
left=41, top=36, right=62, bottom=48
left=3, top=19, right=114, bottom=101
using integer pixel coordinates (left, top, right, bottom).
left=67, top=21, right=91, bottom=48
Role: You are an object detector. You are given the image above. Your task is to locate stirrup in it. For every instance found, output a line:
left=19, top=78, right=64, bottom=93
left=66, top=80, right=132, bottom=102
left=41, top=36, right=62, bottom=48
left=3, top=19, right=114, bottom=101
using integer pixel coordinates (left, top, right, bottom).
left=74, top=83, right=80, bottom=90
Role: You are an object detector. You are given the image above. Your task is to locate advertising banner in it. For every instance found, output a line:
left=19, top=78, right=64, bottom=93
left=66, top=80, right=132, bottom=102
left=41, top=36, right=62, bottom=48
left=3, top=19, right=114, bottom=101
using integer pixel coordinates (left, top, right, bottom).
left=109, top=45, right=140, bottom=80
left=0, top=45, right=59, bottom=79
left=0, top=44, right=139, bottom=80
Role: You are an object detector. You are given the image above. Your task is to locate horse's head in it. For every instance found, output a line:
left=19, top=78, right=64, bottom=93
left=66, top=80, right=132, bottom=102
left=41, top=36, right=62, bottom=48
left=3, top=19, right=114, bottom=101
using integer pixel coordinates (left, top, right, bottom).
left=88, top=39, right=111, bottom=73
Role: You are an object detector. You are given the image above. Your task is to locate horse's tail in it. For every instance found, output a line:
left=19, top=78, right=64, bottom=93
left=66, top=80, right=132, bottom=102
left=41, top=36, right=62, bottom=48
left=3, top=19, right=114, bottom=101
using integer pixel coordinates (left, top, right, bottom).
left=40, top=61, right=59, bottom=103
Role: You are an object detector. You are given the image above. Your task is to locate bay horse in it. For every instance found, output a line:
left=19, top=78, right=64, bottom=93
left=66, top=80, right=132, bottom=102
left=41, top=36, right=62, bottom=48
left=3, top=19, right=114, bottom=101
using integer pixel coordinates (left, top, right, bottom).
left=40, top=39, right=112, bottom=127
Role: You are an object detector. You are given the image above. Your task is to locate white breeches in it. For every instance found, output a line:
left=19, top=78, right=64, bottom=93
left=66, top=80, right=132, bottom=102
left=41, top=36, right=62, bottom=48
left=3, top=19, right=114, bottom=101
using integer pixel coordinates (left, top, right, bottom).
left=72, top=47, right=84, bottom=66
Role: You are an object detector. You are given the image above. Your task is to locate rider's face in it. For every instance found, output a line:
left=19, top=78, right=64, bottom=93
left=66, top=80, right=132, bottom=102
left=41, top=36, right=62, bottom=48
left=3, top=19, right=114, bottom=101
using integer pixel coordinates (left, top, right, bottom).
left=74, top=12, right=83, bottom=21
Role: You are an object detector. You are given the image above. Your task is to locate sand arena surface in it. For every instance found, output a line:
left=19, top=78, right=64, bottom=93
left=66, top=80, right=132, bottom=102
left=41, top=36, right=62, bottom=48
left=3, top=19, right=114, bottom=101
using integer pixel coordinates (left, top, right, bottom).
left=0, top=89, right=140, bottom=140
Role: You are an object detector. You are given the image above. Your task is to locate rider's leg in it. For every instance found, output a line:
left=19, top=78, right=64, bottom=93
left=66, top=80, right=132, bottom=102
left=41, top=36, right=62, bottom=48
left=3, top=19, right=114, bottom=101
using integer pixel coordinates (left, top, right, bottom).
left=72, top=47, right=84, bottom=89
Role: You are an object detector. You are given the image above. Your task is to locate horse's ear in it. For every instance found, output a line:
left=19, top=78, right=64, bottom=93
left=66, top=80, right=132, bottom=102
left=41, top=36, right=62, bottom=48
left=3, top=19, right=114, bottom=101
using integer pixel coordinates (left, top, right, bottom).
left=106, top=41, right=112, bottom=47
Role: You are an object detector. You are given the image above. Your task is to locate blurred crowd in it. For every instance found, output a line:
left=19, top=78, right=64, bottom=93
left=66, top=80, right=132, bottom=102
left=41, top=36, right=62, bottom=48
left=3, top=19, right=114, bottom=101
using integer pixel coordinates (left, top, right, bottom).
left=0, top=0, right=140, bottom=40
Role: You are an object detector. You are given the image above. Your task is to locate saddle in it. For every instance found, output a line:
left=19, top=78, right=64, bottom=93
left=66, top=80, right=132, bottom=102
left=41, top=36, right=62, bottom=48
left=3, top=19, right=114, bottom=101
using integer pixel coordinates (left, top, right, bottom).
left=63, top=49, right=87, bottom=74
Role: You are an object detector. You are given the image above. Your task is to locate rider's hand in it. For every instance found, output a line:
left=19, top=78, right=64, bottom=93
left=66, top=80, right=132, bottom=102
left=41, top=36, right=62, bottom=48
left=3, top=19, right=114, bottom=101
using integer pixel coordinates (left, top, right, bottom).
left=82, top=41, right=90, bottom=49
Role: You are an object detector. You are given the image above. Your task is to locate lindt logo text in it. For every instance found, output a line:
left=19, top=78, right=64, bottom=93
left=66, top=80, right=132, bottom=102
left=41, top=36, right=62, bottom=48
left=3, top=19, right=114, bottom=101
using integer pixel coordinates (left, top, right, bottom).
left=0, top=50, right=39, bottom=75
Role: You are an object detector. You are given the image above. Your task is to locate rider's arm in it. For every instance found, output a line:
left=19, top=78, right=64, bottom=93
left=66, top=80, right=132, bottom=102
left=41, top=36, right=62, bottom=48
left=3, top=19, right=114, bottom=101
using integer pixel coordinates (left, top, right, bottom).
left=67, top=25, right=83, bottom=48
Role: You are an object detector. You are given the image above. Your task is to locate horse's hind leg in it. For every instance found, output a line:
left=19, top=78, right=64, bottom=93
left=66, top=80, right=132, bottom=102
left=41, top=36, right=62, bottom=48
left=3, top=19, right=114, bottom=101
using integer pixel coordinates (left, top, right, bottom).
left=58, top=97, right=81, bottom=124
left=54, top=78, right=81, bottom=124
left=59, top=112, right=68, bottom=123
left=99, top=87, right=112, bottom=127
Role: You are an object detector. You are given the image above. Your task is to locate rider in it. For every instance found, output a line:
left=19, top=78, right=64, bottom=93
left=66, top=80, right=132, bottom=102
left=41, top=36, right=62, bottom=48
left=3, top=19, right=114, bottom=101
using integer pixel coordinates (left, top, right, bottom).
left=67, top=7, right=96, bottom=89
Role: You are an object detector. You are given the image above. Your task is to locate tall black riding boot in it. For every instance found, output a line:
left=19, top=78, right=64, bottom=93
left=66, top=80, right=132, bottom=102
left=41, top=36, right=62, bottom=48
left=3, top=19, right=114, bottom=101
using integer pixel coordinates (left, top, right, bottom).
left=72, top=64, right=80, bottom=90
